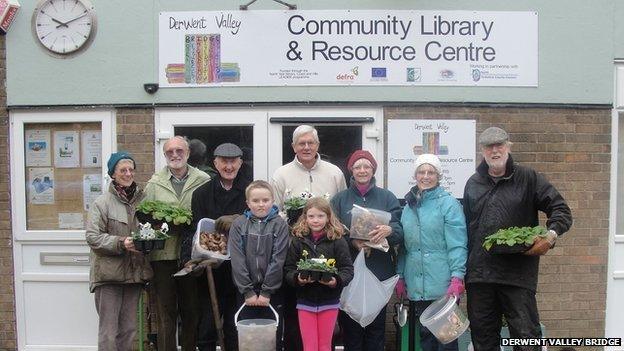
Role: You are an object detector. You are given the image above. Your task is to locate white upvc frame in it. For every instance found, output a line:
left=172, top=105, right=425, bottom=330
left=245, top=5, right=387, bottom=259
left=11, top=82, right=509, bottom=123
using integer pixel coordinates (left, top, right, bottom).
left=10, top=109, right=114, bottom=351
left=155, top=107, right=269, bottom=179
left=10, top=110, right=115, bottom=241
left=267, top=106, right=385, bottom=185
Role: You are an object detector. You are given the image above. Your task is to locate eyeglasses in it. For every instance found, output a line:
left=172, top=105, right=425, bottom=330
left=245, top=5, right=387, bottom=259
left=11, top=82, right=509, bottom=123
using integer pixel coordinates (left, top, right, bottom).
left=165, top=148, right=186, bottom=157
left=353, top=164, right=373, bottom=171
left=117, top=168, right=135, bottom=174
left=295, top=141, right=318, bottom=148
left=416, top=170, right=438, bottom=177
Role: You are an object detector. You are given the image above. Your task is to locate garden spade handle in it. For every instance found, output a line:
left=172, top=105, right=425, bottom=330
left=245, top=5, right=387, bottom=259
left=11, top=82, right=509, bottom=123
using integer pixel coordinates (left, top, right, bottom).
left=205, top=262, right=226, bottom=351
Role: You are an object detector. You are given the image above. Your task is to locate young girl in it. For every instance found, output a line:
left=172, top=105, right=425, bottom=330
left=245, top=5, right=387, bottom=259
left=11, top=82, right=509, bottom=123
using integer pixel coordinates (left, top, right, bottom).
left=284, top=197, right=354, bottom=351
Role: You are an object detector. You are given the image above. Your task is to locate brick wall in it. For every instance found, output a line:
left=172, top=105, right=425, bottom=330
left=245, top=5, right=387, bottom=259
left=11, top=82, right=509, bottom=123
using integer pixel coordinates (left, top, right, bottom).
left=384, top=106, right=610, bottom=347
left=0, top=33, right=17, bottom=351
left=116, top=108, right=156, bottom=187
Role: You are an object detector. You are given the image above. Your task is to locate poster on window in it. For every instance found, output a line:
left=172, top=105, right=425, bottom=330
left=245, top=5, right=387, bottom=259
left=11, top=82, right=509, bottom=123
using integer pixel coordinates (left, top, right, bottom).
left=25, top=129, right=51, bottom=167
left=58, top=213, right=84, bottom=229
left=83, top=174, right=103, bottom=211
left=387, top=119, right=476, bottom=198
left=81, top=131, right=102, bottom=168
left=54, top=131, right=80, bottom=168
left=159, top=10, right=537, bottom=87
left=28, top=167, right=54, bottom=205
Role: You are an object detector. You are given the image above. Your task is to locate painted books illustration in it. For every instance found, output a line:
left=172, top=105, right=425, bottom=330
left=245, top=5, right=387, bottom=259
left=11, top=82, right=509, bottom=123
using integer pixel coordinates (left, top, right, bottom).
left=165, top=34, right=240, bottom=84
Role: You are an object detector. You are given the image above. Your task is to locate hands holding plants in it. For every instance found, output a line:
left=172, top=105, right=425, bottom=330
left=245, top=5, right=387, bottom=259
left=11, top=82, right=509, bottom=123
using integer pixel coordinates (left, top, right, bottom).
left=319, top=276, right=337, bottom=288
left=122, top=237, right=138, bottom=252
left=524, top=230, right=557, bottom=256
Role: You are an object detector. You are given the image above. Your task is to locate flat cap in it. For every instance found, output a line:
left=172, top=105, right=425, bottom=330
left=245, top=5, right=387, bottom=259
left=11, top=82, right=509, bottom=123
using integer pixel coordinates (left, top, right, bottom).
left=213, top=143, right=243, bottom=158
left=479, top=127, right=509, bottom=146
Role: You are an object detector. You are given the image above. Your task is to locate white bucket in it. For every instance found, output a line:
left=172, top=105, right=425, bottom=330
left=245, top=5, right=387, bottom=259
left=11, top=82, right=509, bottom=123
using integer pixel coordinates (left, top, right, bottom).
left=235, top=304, right=279, bottom=351
left=419, top=295, right=470, bottom=344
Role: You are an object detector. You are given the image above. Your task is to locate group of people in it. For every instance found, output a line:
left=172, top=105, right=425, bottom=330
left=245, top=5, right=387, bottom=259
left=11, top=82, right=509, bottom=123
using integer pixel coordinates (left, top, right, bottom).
left=85, top=124, right=573, bottom=351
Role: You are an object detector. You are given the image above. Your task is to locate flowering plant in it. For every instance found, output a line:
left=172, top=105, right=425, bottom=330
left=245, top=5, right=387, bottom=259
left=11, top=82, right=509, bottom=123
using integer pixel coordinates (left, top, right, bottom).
left=132, top=222, right=170, bottom=241
left=296, top=249, right=337, bottom=274
left=283, top=189, right=330, bottom=211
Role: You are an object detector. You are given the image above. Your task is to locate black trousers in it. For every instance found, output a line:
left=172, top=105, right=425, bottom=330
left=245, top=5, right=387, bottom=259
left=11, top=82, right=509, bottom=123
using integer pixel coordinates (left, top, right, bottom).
left=466, top=283, right=542, bottom=351
left=339, top=307, right=386, bottom=351
left=197, top=262, right=239, bottom=351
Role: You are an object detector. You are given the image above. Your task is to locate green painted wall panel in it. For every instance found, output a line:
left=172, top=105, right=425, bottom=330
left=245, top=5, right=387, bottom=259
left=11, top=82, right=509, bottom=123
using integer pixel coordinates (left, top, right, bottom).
left=6, top=0, right=615, bottom=106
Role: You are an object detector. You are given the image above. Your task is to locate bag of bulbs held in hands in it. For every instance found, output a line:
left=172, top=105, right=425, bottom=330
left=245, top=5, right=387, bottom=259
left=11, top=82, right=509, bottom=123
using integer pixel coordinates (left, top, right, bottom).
left=349, top=204, right=391, bottom=252
left=191, top=217, right=231, bottom=265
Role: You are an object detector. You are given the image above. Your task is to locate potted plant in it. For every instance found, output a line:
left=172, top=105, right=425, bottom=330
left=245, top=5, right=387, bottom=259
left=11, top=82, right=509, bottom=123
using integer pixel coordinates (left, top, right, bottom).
left=482, top=226, right=547, bottom=254
left=132, top=222, right=170, bottom=253
left=136, top=200, right=193, bottom=234
left=283, top=189, right=330, bottom=226
left=296, top=249, right=338, bottom=282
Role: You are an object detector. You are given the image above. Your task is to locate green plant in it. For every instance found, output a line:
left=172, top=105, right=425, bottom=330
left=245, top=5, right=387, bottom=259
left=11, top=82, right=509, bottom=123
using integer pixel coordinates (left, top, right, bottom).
left=483, top=226, right=547, bottom=251
left=137, top=200, right=192, bottom=225
left=296, top=249, right=338, bottom=273
left=283, top=189, right=330, bottom=211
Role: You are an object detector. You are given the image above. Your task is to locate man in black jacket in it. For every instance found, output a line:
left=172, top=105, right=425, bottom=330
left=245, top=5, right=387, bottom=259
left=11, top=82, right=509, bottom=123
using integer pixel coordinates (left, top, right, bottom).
left=462, top=127, right=573, bottom=351
left=190, top=143, right=251, bottom=351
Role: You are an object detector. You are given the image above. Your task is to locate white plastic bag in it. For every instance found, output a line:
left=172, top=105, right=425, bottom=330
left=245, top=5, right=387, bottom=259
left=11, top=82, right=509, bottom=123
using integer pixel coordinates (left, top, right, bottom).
left=191, top=218, right=230, bottom=264
left=339, top=250, right=399, bottom=327
left=349, top=204, right=391, bottom=240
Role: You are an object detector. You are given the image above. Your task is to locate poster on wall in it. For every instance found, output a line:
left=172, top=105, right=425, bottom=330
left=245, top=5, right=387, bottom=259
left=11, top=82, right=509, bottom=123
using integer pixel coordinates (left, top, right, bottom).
left=83, top=174, right=102, bottom=211
left=387, top=119, right=476, bottom=199
left=25, top=129, right=51, bottom=167
left=159, top=10, right=537, bottom=87
left=28, top=167, right=54, bottom=204
left=81, top=131, right=102, bottom=168
left=58, top=213, right=84, bottom=229
left=54, top=131, right=80, bottom=168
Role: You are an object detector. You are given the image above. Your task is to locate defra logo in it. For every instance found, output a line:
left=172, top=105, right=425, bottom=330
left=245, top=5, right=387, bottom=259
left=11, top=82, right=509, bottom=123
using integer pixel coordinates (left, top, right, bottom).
left=336, top=66, right=359, bottom=81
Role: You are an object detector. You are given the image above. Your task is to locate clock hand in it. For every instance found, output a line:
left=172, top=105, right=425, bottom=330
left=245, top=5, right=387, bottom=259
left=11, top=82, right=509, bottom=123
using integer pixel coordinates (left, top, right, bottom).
left=50, top=17, right=69, bottom=28
left=56, top=13, right=88, bottom=28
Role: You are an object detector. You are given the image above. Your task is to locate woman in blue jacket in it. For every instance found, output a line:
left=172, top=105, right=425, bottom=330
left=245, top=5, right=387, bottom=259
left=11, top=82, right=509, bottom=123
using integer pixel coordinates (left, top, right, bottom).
left=396, top=154, right=468, bottom=351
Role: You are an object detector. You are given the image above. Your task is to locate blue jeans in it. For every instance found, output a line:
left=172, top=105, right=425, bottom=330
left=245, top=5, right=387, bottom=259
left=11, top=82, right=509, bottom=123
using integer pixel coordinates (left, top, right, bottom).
left=411, top=300, right=459, bottom=351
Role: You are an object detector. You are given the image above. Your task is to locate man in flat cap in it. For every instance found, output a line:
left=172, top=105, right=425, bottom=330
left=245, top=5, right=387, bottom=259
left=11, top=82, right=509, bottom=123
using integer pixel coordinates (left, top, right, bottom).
left=462, top=127, right=573, bottom=351
left=188, top=142, right=251, bottom=351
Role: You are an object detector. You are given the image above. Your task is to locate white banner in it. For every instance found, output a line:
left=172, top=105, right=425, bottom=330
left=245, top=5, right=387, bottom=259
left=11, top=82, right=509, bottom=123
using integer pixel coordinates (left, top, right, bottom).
left=387, top=119, right=476, bottom=199
left=159, top=10, right=538, bottom=87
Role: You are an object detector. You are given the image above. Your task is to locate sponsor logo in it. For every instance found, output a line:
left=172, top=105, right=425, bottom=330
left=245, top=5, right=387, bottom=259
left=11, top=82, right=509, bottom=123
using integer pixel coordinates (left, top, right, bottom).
left=440, top=69, right=455, bottom=79
left=336, top=66, right=359, bottom=81
left=407, top=67, right=422, bottom=82
left=472, top=69, right=481, bottom=82
left=371, top=67, right=387, bottom=78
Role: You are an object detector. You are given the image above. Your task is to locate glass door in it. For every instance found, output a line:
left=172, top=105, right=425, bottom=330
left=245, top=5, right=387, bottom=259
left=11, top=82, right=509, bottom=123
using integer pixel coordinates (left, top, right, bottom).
left=155, top=108, right=268, bottom=179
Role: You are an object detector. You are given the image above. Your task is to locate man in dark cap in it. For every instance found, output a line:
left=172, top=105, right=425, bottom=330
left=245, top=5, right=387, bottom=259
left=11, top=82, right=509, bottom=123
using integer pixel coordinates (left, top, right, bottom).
left=188, top=142, right=251, bottom=351
left=462, top=127, right=573, bottom=351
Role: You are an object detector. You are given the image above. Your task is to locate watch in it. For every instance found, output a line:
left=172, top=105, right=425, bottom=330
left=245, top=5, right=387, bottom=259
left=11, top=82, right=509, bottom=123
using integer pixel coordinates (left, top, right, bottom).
left=31, top=0, right=97, bottom=57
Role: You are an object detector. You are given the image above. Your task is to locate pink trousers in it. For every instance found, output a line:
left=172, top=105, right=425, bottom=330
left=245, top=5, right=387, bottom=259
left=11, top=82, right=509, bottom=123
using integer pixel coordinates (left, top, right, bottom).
left=298, top=308, right=339, bottom=351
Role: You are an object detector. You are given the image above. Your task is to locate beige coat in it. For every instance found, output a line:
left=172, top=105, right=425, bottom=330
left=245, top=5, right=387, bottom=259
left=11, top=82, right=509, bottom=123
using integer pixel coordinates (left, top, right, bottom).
left=86, top=184, right=153, bottom=292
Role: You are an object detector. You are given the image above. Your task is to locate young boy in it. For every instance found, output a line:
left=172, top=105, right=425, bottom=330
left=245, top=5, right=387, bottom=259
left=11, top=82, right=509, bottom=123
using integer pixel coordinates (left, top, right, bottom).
left=228, top=180, right=289, bottom=350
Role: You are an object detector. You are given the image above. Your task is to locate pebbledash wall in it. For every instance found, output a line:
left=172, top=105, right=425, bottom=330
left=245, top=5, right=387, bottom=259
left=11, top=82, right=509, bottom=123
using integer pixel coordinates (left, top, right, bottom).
left=1, top=0, right=622, bottom=350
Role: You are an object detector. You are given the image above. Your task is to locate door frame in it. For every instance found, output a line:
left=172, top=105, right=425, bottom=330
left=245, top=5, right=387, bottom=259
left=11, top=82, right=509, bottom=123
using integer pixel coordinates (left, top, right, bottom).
left=154, top=106, right=385, bottom=184
left=10, top=109, right=115, bottom=350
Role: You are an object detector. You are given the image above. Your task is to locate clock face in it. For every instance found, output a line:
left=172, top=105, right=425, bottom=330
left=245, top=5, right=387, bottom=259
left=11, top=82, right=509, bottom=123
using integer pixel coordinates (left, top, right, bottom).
left=32, top=0, right=97, bottom=57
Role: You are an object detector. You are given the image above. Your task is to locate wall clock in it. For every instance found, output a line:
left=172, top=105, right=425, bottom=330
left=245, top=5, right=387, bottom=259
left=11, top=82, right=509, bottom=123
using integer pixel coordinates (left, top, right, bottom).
left=32, top=0, right=97, bottom=57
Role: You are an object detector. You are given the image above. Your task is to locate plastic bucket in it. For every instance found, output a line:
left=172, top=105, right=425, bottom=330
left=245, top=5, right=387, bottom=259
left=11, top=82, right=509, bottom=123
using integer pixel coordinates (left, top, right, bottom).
left=419, top=295, right=469, bottom=344
left=235, top=304, right=279, bottom=351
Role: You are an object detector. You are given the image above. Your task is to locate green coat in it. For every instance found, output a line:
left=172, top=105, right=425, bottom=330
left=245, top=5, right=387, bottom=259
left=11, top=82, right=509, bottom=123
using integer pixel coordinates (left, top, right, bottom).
left=86, top=183, right=153, bottom=292
left=143, top=165, right=210, bottom=261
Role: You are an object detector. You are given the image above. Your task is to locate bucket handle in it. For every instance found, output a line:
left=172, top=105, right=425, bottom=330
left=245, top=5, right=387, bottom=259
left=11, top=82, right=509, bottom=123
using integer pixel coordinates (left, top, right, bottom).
left=234, top=303, right=279, bottom=327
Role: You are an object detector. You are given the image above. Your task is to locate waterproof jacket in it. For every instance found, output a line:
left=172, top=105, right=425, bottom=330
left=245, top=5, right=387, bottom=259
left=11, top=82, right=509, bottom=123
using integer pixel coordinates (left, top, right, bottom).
left=143, top=165, right=210, bottom=261
left=86, top=183, right=153, bottom=292
left=331, top=177, right=403, bottom=280
left=462, top=155, right=573, bottom=291
left=228, top=206, right=289, bottom=299
left=284, top=234, right=354, bottom=307
left=182, top=173, right=251, bottom=263
left=397, top=186, right=467, bottom=301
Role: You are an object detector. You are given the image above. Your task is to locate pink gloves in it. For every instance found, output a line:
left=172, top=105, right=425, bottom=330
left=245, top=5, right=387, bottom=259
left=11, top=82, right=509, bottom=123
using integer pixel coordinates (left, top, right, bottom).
left=395, top=278, right=407, bottom=299
left=446, top=277, right=465, bottom=297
